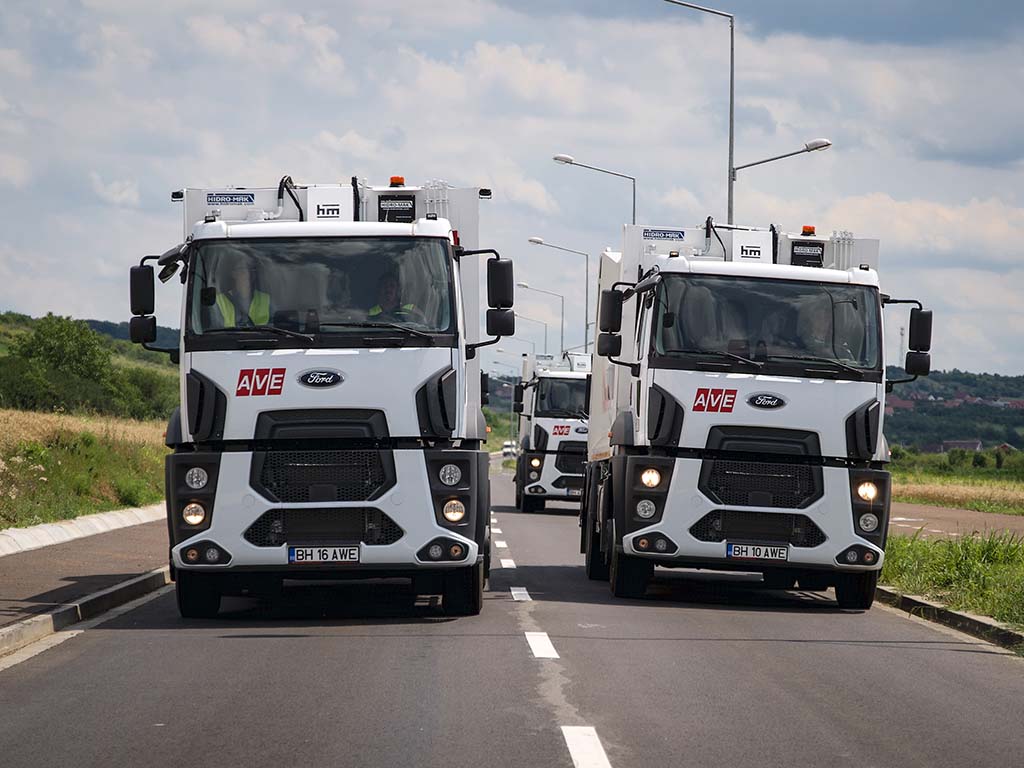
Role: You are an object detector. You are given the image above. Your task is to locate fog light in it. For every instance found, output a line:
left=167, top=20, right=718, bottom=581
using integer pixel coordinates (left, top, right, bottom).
left=439, top=464, right=462, bottom=486
left=428, top=544, right=444, bottom=560
left=184, top=548, right=200, bottom=562
left=443, top=499, right=466, bottom=523
left=182, top=503, right=206, bottom=526
left=654, top=538, right=668, bottom=552
left=449, top=544, right=464, bottom=559
left=857, top=481, right=879, bottom=502
left=530, top=457, right=541, bottom=468
left=184, top=467, right=208, bottom=490
left=637, top=538, right=650, bottom=550
left=529, top=471, right=539, bottom=481
left=204, top=547, right=220, bottom=563
left=863, top=550, right=876, bottom=564
left=636, top=499, right=656, bottom=519
left=859, top=512, right=879, bottom=533
left=640, top=468, right=662, bottom=488
left=845, top=550, right=859, bottom=563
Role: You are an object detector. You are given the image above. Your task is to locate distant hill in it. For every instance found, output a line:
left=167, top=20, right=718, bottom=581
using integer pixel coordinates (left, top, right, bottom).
left=886, top=366, right=1024, bottom=400
left=86, top=319, right=179, bottom=349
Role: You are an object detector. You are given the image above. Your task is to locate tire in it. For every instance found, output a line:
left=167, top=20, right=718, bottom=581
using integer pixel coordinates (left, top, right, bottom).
left=798, top=573, right=831, bottom=592
left=483, top=533, right=492, bottom=586
left=176, top=571, right=221, bottom=619
left=443, top=561, right=484, bottom=616
left=609, top=524, right=652, bottom=599
left=834, top=570, right=878, bottom=610
left=519, top=494, right=543, bottom=514
left=514, top=478, right=523, bottom=508
left=761, top=570, right=797, bottom=590
left=585, top=515, right=610, bottom=581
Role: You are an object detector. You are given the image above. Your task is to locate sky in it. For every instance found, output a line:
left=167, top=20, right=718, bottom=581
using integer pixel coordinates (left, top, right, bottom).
left=1, top=0, right=1022, bottom=375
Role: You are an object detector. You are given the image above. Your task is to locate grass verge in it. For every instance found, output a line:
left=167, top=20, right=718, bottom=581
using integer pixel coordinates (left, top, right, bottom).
left=891, top=473, right=1024, bottom=516
left=882, top=531, right=1024, bottom=630
left=0, top=409, right=167, bottom=528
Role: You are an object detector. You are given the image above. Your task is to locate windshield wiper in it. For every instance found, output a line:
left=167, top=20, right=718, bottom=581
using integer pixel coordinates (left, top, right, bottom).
left=663, top=347, right=763, bottom=369
left=198, top=326, right=314, bottom=341
left=767, top=354, right=864, bottom=377
left=318, top=322, right=435, bottom=343
left=543, top=408, right=589, bottom=421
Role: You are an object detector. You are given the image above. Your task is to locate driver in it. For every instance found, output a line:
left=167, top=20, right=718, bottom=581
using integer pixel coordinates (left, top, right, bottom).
left=368, top=270, right=416, bottom=320
left=796, top=297, right=834, bottom=357
left=211, top=260, right=271, bottom=328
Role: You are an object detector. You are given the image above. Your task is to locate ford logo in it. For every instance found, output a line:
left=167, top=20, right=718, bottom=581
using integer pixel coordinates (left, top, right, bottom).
left=575, top=426, right=589, bottom=434
left=748, top=393, right=786, bottom=410
left=298, top=369, right=344, bottom=388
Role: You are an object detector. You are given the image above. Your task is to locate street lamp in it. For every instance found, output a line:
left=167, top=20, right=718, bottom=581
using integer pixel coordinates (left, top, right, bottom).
left=552, top=154, right=636, bottom=224
left=517, top=282, right=565, bottom=356
left=528, top=237, right=590, bottom=353
left=732, top=138, right=832, bottom=178
left=516, top=313, right=549, bottom=354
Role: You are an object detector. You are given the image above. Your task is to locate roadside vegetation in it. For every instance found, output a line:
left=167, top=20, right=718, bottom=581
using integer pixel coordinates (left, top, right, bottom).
left=889, top=445, right=1024, bottom=515
left=483, top=406, right=517, bottom=454
left=882, top=531, right=1024, bottom=630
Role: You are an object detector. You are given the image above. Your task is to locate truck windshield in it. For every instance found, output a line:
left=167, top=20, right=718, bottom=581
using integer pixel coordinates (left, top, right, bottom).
left=534, top=377, right=588, bottom=418
left=186, top=237, right=455, bottom=347
left=650, top=274, right=881, bottom=380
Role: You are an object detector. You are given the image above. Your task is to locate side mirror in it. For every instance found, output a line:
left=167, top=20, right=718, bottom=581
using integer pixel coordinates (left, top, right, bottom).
left=513, top=382, right=524, bottom=405
left=129, top=315, right=157, bottom=345
left=662, top=311, right=675, bottom=329
left=486, top=308, right=515, bottom=337
left=513, top=402, right=524, bottom=413
left=480, top=372, right=490, bottom=405
left=599, top=289, right=623, bottom=333
left=130, top=265, right=155, bottom=316
left=905, top=351, right=930, bottom=377
left=597, top=332, right=622, bottom=358
left=909, top=308, right=932, bottom=352
left=487, top=258, right=514, bottom=309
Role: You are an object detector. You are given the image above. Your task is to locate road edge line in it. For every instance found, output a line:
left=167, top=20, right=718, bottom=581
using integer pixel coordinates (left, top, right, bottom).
left=876, top=585, right=1024, bottom=650
left=0, top=567, right=171, bottom=658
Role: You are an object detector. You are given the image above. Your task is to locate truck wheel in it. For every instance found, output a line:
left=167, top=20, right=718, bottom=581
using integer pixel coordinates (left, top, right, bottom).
left=609, top=529, right=652, bottom=599
left=761, top=570, right=797, bottom=590
left=797, top=573, right=831, bottom=591
left=483, top=533, right=492, bottom=586
left=514, top=479, right=522, bottom=508
left=176, top=571, right=221, bottom=619
left=834, top=571, right=878, bottom=610
left=519, top=494, right=542, bottom=514
left=585, top=516, right=610, bottom=581
left=443, top=561, right=484, bottom=616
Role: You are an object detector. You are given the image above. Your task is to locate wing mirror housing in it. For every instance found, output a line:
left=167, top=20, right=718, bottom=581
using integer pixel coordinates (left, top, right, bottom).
left=487, top=258, right=514, bottom=309
left=130, top=265, right=155, bottom=316
left=599, top=289, right=623, bottom=333
left=486, top=309, right=515, bottom=337
left=597, top=332, right=622, bottom=357
left=905, top=351, right=931, bottom=377
left=129, top=315, right=157, bottom=345
left=909, top=308, right=932, bottom=352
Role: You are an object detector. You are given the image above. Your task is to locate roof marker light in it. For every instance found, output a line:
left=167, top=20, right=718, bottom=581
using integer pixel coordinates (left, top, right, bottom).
left=801, top=225, right=816, bottom=236
left=390, top=176, right=405, bottom=187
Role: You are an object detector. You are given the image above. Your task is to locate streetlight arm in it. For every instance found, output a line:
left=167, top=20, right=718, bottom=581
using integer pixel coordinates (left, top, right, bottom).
left=663, top=0, right=732, bottom=20
left=733, top=147, right=811, bottom=173
left=532, top=241, right=588, bottom=257
left=566, top=160, right=635, bottom=182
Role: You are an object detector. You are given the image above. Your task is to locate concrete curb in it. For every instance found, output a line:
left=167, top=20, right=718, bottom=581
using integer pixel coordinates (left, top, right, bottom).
left=0, top=503, right=165, bottom=559
left=876, top=585, right=1024, bottom=650
left=0, top=567, right=171, bottom=658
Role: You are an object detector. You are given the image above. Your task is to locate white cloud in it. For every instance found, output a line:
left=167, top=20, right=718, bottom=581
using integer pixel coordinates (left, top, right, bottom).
left=89, top=172, right=140, bottom=207
left=0, top=153, right=29, bottom=187
left=0, top=48, right=31, bottom=78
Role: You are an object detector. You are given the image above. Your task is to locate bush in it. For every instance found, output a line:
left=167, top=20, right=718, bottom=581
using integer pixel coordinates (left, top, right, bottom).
left=14, top=314, right=111, bottom=383
left=947, top=448, right=969, bottom=467
left=113, top=476, right=149, bottom=507
left=972, top=452, right=988, bottom=468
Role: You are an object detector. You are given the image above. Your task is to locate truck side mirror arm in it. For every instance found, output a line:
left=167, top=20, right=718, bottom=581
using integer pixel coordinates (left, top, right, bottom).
left=130, top=254, right=179, bottom=363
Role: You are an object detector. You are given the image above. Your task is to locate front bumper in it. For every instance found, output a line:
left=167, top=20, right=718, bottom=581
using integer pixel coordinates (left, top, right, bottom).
left=521, top=456, right=584, bottom=501
left=620, top=457, right=888, bottom=572
left=168, top=449, right=485, bottom=572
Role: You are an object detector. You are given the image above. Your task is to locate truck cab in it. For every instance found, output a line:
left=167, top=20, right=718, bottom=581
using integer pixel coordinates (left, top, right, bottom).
left=128, top=175, right=515, bottom=618
left=513, top=353, right=591, bottom=512
left=582, top=222, right=933, bottom=608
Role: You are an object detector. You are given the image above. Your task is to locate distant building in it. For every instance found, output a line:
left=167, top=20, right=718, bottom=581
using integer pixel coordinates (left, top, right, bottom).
left=887, top=396, right=916, bottom=411
left=996, top=443, right=1019, bottom=452
left=941, top=439, right=983, bottom=452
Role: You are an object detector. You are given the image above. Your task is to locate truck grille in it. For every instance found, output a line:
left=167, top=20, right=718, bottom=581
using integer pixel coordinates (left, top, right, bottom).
left=699, top=459, right=821, bottom=509
left=253, top=450, right=391, bottom=503
left=690, top=510, right=826, bottom=547
left=554, top=441, right=586, bottom=474
left=552, top=475, right=584, bottom=489
left=243, top=507, right=404, bottom=548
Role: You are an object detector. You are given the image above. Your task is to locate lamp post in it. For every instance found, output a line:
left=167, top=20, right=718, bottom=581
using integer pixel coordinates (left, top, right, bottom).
left=515, top=313, right=549, bottom=354
left=732, top=139, right=832, bottom=178
left=489, top=359, right=519, bottom=445
left=517, top=282, right=565, bottom=356
left=528, top=236, right=590, bottom=353
left=552, top=154, right=636, bottom=225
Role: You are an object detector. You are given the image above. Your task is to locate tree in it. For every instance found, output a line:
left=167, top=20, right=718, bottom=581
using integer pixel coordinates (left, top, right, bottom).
left=14, top=313, right=112, bottom=383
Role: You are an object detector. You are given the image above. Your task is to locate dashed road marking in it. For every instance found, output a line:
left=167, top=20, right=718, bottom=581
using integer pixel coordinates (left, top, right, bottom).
left=561, top=726, right=613, bottom=768
left=495, top=540, right=508, bottom=549
left=525, top=631, right=559, bottom=659
left=500, top=558, right=517, bottom=568
left=492, top=528, right=503, bottom=534
left=510, top=587, right=531, bottom=601
left=892, top=517, right=925, bottom=522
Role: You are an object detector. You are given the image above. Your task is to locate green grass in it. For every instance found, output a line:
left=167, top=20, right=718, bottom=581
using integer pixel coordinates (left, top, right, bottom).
left=882, top=532, right=1024, bottom=630
left=889, top=448, right=1024, bottom=515
left=483, top=406, right=517, bottom=454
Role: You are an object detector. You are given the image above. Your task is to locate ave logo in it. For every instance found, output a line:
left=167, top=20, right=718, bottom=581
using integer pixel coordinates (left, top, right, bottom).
left=693, top=387, right=737, bottom=413
left=552, top=425, right=571, bottom=436
left=236, top=368, right=286, bottom=397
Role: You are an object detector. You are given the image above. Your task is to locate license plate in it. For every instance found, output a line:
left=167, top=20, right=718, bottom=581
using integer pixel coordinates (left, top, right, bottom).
left=568, top=488, right=582, bottom=496
left=726, top=543, right=788, bottom=561
left=288, top=546, right=360, bottom=564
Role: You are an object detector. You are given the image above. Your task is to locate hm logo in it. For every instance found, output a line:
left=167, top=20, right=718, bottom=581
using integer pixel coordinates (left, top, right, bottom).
left=740, top=245, right=761, bottom=258
left=316, top=203, right=341, bottom=218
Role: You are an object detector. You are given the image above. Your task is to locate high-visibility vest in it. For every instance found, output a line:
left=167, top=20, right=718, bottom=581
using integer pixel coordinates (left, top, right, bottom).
left=214, top=290, right=270, bottom=327
left=368, top=302, right=415, bottom=317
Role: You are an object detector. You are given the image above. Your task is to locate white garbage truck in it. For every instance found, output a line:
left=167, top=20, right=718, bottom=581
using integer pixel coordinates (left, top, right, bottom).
left=512, top=352, right=591, bottom=512
left=582, top=221, right=933, bottom=608
left=128, top=174, right=515, bottom=617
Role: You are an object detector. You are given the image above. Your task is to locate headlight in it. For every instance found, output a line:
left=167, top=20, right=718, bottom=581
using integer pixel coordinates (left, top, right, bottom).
left=530, top=457, right=541, bottom=468
left=636, top=499, right=657, bottom=519
left=859, top=512, right=879, bottom=533
left=640, top=468, right=662, bottom=488
left=182, top=503, right=206, bottom=526
left=857, top=482, right=879, bottom=502
left=443, top=499, right=466, bottom=523
left=438, top=463, right=462, bottom=486
left=184, top=467, right=208, bottom=490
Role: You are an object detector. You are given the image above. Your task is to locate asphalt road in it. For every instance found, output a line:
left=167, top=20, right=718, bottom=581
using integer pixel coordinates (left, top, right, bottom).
left=2, top=468, right=1023, bottom=767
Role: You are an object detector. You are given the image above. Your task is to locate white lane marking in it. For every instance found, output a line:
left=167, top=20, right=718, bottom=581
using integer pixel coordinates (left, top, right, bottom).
left=492, top=528, right=503, bottom=534
left=500, top=558, right=517, bottom=568
left=495, top=540, right=508, bottom=549
left=892, top=517, right=925, bottom=522
left=561, top=726, right=613, bottom=768
left=510, top=587, right=532, bottom=601
left=0, top=585, right=172, bottom=673
left=525, top=631, right=559, bottom=659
